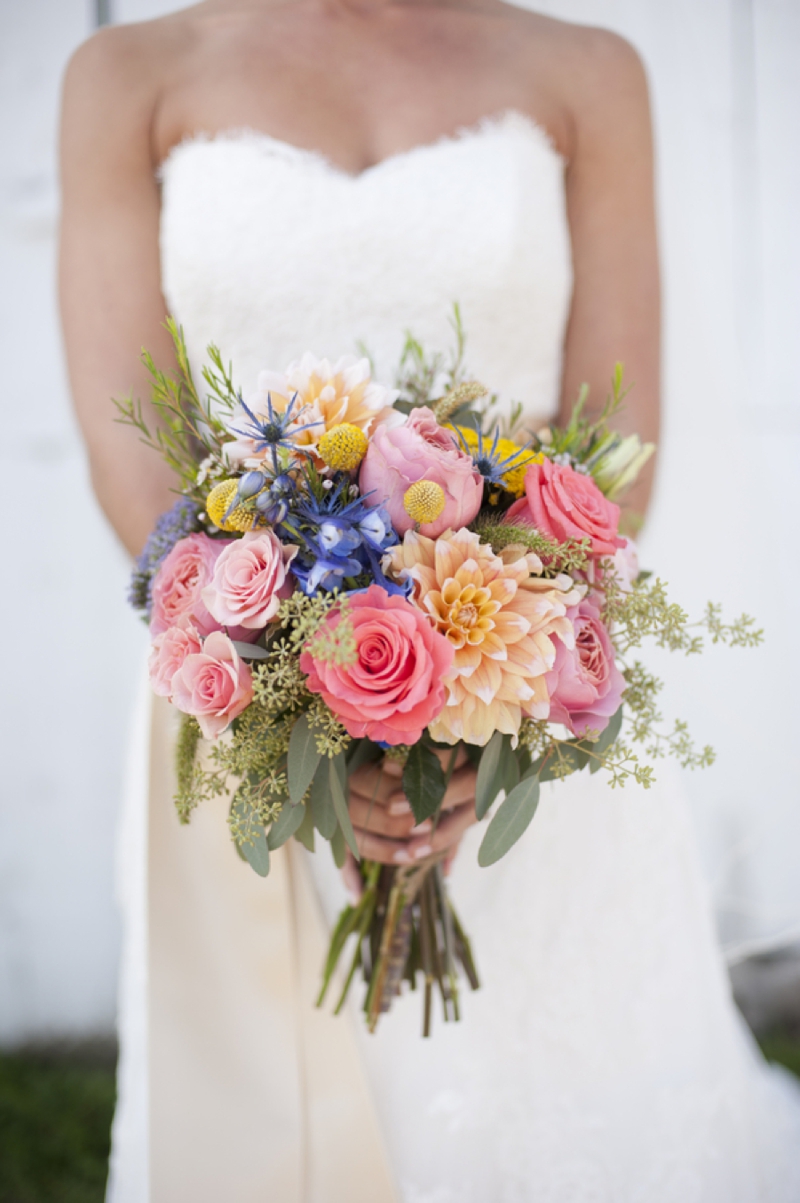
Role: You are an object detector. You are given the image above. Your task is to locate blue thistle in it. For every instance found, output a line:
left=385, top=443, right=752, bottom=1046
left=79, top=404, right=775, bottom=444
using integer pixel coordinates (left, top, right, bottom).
left=454, top=426, right=535, bottom=489
left=228, top=391, right=322, bottom=473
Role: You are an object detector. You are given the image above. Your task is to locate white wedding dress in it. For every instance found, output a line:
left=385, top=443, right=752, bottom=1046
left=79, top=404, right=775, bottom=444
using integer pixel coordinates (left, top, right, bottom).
left=107, top=111, right=800, bottom=1203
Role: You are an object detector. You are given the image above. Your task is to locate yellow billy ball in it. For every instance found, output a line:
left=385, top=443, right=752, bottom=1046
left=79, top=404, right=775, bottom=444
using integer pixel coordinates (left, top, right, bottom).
left=206, top=479, right=257, bottom=532
left=403, top=480, right=447, bottom=524
left=317, top=423, right=369, bottom=471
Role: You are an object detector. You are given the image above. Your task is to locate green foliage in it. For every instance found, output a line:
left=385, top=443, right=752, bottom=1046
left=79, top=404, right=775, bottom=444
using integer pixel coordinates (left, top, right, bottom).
left=174, top=714, right=202, bottom=824
left=474, top=730, right=506, bottom=820
left=402, top=743, right=447, bottom=824
left=477, top=776, right=541, bottom=866
left=112, top=318, right=233, bottom=505
left=394, top=303, right=469, bottom=413
left=287, top=713, right=323, bottom=803
left=471, top=518, right=590, bottom=577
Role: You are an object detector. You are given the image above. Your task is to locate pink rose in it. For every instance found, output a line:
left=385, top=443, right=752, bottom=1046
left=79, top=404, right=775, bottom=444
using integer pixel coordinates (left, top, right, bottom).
left=608, top=537, right=639, bottom=593
left=359, top=407, right=483, bottom=538
left=202, top=531, right=297, bottom=630
left=171, top=631, right=253, bottom=739
left=148, top=624, right=202, bottom=698
left=506, top=459, right=623, bottom=558
left=299, top=584, right=454, bottom=745
left=545, top=597, right=625, bottom=737
left=150, top=533, right=232, bottom=636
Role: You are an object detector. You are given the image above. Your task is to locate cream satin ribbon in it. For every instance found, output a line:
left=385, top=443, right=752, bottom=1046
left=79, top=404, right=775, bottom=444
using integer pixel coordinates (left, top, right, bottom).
left=147, top=696, right=399, bottom=1203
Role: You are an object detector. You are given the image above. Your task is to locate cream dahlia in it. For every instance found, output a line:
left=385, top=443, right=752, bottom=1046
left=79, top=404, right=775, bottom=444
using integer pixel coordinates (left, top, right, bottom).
left=385, top=529, right=582, bottom=745
left=224, top=355, right=399, bottom=469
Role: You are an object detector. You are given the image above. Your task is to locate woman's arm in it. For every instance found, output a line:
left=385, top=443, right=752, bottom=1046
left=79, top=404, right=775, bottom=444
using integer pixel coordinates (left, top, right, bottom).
left=559, top=30, right=660, bottom=527
left=59, top=26, right=180, bottom=557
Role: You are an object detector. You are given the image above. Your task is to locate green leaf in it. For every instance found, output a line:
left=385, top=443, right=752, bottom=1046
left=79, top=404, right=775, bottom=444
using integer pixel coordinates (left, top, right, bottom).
left=331, top=824, right=347, bottom=868
left=589, top=707, right=624, bottom=772
left=287, top=713, right=322, bottom=804
left=231, top=641, right=271, bottom=660
left=294, top=800, right=316, bottom=852
left=267, top=802, right=306, bottom=850
left=503, top=748, right=520, bottom=794
left=478, top=776, right=540, bottom=867
left=309, top=757, right=337, bottom=839
left=474, top=730, right=505, bottom=819
left=329, top=758, right=360, bottom=860
left=402, top=743, right=446, bottom=825
left=230, top=796, right=271, bottom=876
left=346, top=739, right=382, bottom=775
left=531, top=740, right=590, bottom=782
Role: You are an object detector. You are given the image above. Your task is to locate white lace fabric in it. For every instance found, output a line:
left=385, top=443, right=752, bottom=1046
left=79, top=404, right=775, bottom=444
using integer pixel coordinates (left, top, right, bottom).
left=110, top=110, right=800, bottom=1202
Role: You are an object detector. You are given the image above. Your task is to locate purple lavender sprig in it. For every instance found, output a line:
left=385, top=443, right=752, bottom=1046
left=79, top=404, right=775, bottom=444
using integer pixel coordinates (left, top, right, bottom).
left=128, top=496, right=202, bottom=618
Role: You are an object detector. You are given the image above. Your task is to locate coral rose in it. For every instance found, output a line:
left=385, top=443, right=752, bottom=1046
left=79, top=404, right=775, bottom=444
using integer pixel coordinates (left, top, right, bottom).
left=299, top=584, right=454, bottom=746
left=150, top=533, right=232, bottom=636
left=202, top=530, right=298, bottom=630
left=506, top=458, right=624, bottom=558
left=148, top=624, right=202, bottom=698
left=545, top=597, right=625, bottom=737
left=171, top=631, right=253, bottom=739
left=359, top=407, right=483, bottom=538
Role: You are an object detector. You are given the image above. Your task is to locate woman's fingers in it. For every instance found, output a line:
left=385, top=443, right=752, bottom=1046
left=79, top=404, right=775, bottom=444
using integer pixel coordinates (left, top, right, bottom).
left=349, top=794, right=432, bottom=840
left=406, top=801, right=477, bottom=860
left=352, top=826, right=430, bottom=865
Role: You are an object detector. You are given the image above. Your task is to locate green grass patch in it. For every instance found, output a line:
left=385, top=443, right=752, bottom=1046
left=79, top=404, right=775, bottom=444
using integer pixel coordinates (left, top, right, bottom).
left=758, top=1030, right=800, bottom=1080
left=0, top=1045, right=115, bottom=1203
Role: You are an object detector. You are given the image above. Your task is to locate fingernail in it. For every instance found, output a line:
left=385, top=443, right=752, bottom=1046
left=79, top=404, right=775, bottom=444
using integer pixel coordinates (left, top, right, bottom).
left=413, top=844, right=433, bottom=860
left=393, top=849, right=412, bottom=864
left=412, top=819, right=432, bottom=834
left=389, top=799, right=412, bottom=816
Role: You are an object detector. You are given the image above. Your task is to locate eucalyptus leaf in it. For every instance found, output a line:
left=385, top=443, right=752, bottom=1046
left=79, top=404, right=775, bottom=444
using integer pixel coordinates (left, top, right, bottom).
left=402, top=743, right=446, bottom=825
left=230, top=795, right=271, bottom=876
left=478, top=776, right=540, bottom=867
left=346, top=739, right=382, bottom=775
left=531, top=740, right=590, bottom=782
left=589, top=707, right=624, bottom=773
left=240, top=828, right=271, bottom=877
left=329, top=758, right=360, bottom=860
left=503, top=749, right=520, bottom=794
left=231, top=641, right=271, bottom=660
left=475, top=730, right=505, bottom=820
left=310, top=757, right=337, bottom=839
left=294, top=799, right=316, bottom=852
left=330, top=824, right=347, bottom=869
left=287, top=713, right=322, bottom=804
left=267, top=801, right=306, bottom=850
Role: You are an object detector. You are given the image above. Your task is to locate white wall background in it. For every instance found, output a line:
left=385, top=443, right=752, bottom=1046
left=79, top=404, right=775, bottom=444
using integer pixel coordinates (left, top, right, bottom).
left=0, top=0, right=797, bottom=1043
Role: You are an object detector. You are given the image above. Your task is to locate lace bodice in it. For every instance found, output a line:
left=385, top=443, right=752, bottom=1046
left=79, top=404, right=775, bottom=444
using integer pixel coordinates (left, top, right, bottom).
left=159, top=110, right=572, bottom=417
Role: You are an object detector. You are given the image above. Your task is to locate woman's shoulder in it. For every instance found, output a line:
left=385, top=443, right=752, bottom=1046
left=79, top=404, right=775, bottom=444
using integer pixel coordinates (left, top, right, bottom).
left=497, top=8, right=651, bottom=160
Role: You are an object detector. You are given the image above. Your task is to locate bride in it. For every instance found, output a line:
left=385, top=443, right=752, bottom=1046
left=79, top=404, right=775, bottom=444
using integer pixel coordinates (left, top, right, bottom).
left=59, top=1, right=800, bottom=1199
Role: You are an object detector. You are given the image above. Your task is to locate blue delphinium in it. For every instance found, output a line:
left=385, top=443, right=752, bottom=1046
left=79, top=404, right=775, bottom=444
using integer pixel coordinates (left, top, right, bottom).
left=128, top=496, right=203, bottom=617
left=286, top=477, right=403, bottom=596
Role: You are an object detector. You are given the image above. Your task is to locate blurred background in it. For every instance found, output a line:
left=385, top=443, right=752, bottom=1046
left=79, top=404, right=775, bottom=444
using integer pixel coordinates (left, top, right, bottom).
left=1, top=0, right=799, bottom=1192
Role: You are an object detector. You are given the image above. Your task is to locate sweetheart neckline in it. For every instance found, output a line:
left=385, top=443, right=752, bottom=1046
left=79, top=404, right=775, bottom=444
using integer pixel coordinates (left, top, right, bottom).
left=157, top=108, right=564, bottom=182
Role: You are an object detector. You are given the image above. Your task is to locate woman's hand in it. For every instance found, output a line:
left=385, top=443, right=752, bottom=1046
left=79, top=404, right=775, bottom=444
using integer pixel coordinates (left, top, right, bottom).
left=347, top=748, right=478, bottom=866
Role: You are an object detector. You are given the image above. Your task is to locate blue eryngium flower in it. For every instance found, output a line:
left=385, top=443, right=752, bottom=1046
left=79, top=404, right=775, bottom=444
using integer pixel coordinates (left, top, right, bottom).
left=288, top=476, right=402, bottom=595
left=228, top=391, right=322, bottom=472
left=129, top=496, right=202, bottom=616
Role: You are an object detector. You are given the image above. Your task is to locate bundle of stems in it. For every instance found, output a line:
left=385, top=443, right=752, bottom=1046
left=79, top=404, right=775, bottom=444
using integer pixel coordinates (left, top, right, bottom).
left=317, top=855, right=479, bottom=1036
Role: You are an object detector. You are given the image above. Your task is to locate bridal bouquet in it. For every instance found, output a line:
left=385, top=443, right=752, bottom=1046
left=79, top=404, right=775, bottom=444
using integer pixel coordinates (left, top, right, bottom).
left=120, top=316, right=760, bottom=1034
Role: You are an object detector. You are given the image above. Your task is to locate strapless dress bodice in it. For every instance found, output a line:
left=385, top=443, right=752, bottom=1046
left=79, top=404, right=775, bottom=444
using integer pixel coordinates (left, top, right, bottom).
left=158, top=110, right=572, bottom=419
